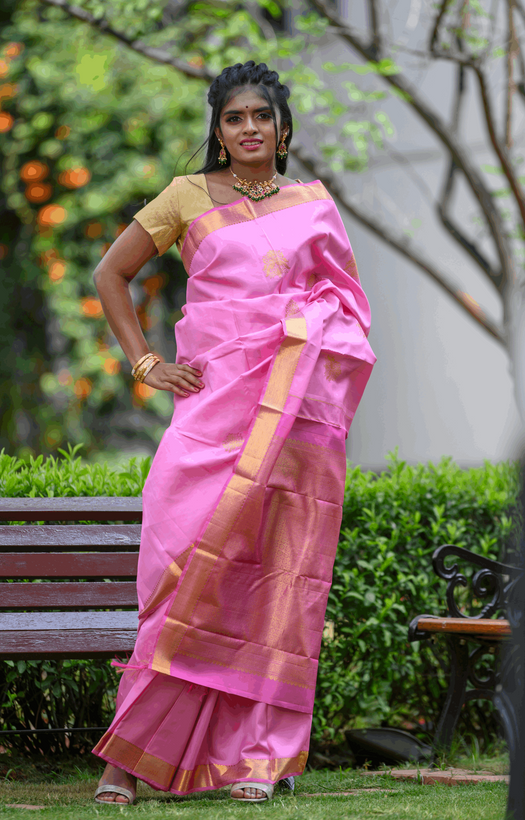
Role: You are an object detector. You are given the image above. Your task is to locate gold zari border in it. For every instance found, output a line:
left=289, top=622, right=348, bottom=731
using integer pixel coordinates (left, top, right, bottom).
left=94, top=732, right=308, bottom=793
left=181, top=181, right=331, bottom=271
left=152, top=317, right=309, bottom=685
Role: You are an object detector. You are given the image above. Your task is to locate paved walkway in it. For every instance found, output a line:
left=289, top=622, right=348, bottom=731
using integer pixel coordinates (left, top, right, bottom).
left=362, top=767, right=509, bottom=785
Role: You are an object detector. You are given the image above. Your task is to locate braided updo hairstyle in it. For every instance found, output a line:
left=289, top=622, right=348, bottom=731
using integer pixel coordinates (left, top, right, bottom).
left=195, top=61, right=293, bottom=176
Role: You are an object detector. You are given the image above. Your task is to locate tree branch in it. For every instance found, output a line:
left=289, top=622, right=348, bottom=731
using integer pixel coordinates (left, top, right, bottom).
left=475, top=66, right=525, bottom=229
left=438, top=161, right=498, bottom=284
left=506, top=0, right=519, bottom=147
left=309, top=0, right=514, bottom=295
left=39, top=0, right=214, bottom=81
left=512, top=0, right=525, bottom=99
left=368, top=0, right=381, bottom=58
left=437, top=63, right=499, bottom=285
left=291, top=145, right=505, bottom=345
left=429, top=0, right=452, bottom=56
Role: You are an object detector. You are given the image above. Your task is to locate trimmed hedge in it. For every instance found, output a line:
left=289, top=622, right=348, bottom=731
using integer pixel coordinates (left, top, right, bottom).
left=317, top=452, right=519, bottom=747
left=0, top=447, right=519, bottom=754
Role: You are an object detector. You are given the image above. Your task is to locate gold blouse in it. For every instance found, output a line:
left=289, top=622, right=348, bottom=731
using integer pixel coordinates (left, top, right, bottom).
left=133, top=174, right=305, bottom=258
left=133, top=174, right=213, bottom=257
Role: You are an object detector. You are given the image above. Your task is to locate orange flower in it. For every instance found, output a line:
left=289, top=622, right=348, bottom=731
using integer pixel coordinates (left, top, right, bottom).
left=48, top=260, right=66, bottom=282
left=133, top=381, right=156, bottom=402
left=40, top=248, right=58, bottom=266
left=188, top=55, right=204, bottom=68
left=25, top=181, right=53, bottom=203
left=115, top=223, right=127, bottom=237
left=100, top=242, right=111, bottom=257
left=44, top=426, right=62, bottom=447
left=85, top=222, right=103, bottom=239
left=0, top=244, right=8, bottom=260
left=58, top=166, right=91, bottom=189
left=37, top=204, right=67, bottom=227
left=74, top=378, right=92, bottom=399
left=0, top=83, right=17, bottom=100
left=136, top=305, right=150, bottom=331
left=103, top=357, right=121, bottom=375
left=55, top=125, right=70, bottom=140
left=0, top=60, right=9, bottom=79
left=143, top=274, right=165, bottom=297
left=4, top=43, right=24, bottom=59
left=20, top=161, right=49, bottom=182
left=81, top=297, right=103, bottom=318
left=0, top=112, right=13, bottom=132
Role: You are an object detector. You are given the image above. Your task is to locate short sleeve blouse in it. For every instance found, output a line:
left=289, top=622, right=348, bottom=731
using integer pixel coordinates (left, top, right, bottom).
left=133, top=174, right=213, bottom=256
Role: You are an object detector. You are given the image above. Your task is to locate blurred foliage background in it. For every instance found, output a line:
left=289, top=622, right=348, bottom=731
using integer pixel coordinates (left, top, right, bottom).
left=1, top=0, right=207, bottom=460
left=0, top=0, right=396, bottom=461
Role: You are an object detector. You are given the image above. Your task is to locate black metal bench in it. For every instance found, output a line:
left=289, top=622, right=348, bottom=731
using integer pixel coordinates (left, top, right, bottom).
left=0, top=497, right=141, bottom=659
left=409, top=544, right=522, bottom=755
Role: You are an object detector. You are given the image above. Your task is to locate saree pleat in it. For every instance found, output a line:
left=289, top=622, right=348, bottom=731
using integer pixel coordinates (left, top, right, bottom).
left=93, top=179, right=376, bottom=793
left=94, top=671, right=310, bottom=793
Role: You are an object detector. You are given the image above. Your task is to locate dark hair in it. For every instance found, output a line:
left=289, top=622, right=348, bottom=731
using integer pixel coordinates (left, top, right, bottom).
left=193, top=61, right=293, bottom=175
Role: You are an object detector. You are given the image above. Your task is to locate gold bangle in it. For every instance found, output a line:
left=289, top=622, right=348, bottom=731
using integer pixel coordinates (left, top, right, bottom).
left=134, top=362, right=153, bottom=382
left=131, top=353, right=154, bottom=377
left=137, top=357, right=160, bottom=383
left=133, top=364, right=152, bottom=382
left=133, top=358, right=155, bottom=382
left=132, top=354, right=157, bottom=380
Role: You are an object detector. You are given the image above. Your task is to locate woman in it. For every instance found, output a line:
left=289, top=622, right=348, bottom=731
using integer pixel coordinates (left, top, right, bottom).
left=92, top=60, right=376, bottom=805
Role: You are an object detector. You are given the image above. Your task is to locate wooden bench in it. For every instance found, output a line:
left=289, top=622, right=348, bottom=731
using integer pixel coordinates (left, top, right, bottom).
left=408, top=544, right=522, bottom=755
left=0, top=497, right=141, bottom=659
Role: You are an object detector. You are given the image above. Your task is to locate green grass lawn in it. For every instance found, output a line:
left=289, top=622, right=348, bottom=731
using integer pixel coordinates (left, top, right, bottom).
left=0, top=767, right=508, bottom=819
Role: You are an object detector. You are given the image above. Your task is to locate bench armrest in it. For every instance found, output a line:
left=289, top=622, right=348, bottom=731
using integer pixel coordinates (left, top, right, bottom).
left=432, top=544, right=522, bottom=620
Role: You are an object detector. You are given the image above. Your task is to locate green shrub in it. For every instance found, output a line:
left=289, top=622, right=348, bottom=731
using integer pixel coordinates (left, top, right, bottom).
left=0, top=444, right=147, bottom=754
left=0, top=447, right=519, bottom=754
left=0, top=444, right=149, bottom=500
left=314, top=452, right=519, bottom=748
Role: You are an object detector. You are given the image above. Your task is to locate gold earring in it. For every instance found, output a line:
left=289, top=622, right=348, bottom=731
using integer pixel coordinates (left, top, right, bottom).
left=218, top=137, right=228, bottom=166
left=277, top=132, right=288, bottom=160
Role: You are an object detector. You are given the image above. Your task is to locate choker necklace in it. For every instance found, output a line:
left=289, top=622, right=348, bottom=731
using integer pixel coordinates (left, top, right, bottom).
left=230, top=167, right=280, bottom=202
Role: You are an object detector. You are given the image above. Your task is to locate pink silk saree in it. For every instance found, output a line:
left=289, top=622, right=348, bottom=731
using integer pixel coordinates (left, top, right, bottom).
left=93, top=179, right=376, bottom=793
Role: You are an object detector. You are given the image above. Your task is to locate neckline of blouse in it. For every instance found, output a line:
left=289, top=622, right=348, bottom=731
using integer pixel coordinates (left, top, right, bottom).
left=200, top=173, right=313, bottom=207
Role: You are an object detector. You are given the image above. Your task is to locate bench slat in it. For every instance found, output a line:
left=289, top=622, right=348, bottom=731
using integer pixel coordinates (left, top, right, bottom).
left=0, top=611, right=138, bottom=630
left=0, top=498, right=142, bottom=522
left=416, top=617, right=511, bottom=638
left=0, top=582, right=138, bottom=609
left=0, top=553, right=139, bottom=577
left=0, top=611, right=138, bottom=656
left=0, top=631, right=137, bottom=659
left=0, top=525, right=141, bottom=550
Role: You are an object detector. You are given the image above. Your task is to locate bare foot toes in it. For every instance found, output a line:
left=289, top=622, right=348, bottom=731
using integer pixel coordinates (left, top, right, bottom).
left=231, top=786, right=266, bottom=800
left=96, top=762, right=137, bottom=804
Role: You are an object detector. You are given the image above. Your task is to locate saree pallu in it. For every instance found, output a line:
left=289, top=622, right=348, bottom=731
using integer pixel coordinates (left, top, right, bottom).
left=93, top=180, right=376, bottom=793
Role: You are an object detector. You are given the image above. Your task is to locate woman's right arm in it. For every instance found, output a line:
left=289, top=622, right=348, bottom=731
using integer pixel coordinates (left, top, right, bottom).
left=93, top=220, right=203, bottom=397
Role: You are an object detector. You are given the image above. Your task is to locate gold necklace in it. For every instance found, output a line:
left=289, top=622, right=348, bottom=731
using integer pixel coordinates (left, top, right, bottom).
left=230, top=167, right=280, bottom=202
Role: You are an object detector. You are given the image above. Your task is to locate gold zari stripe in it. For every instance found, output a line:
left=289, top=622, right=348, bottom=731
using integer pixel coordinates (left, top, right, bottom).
left=95, top=731, right=308, bottom=793
left=152, top=317, right=308, bottom=684
left=181, top=182, right=331, bottom=271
